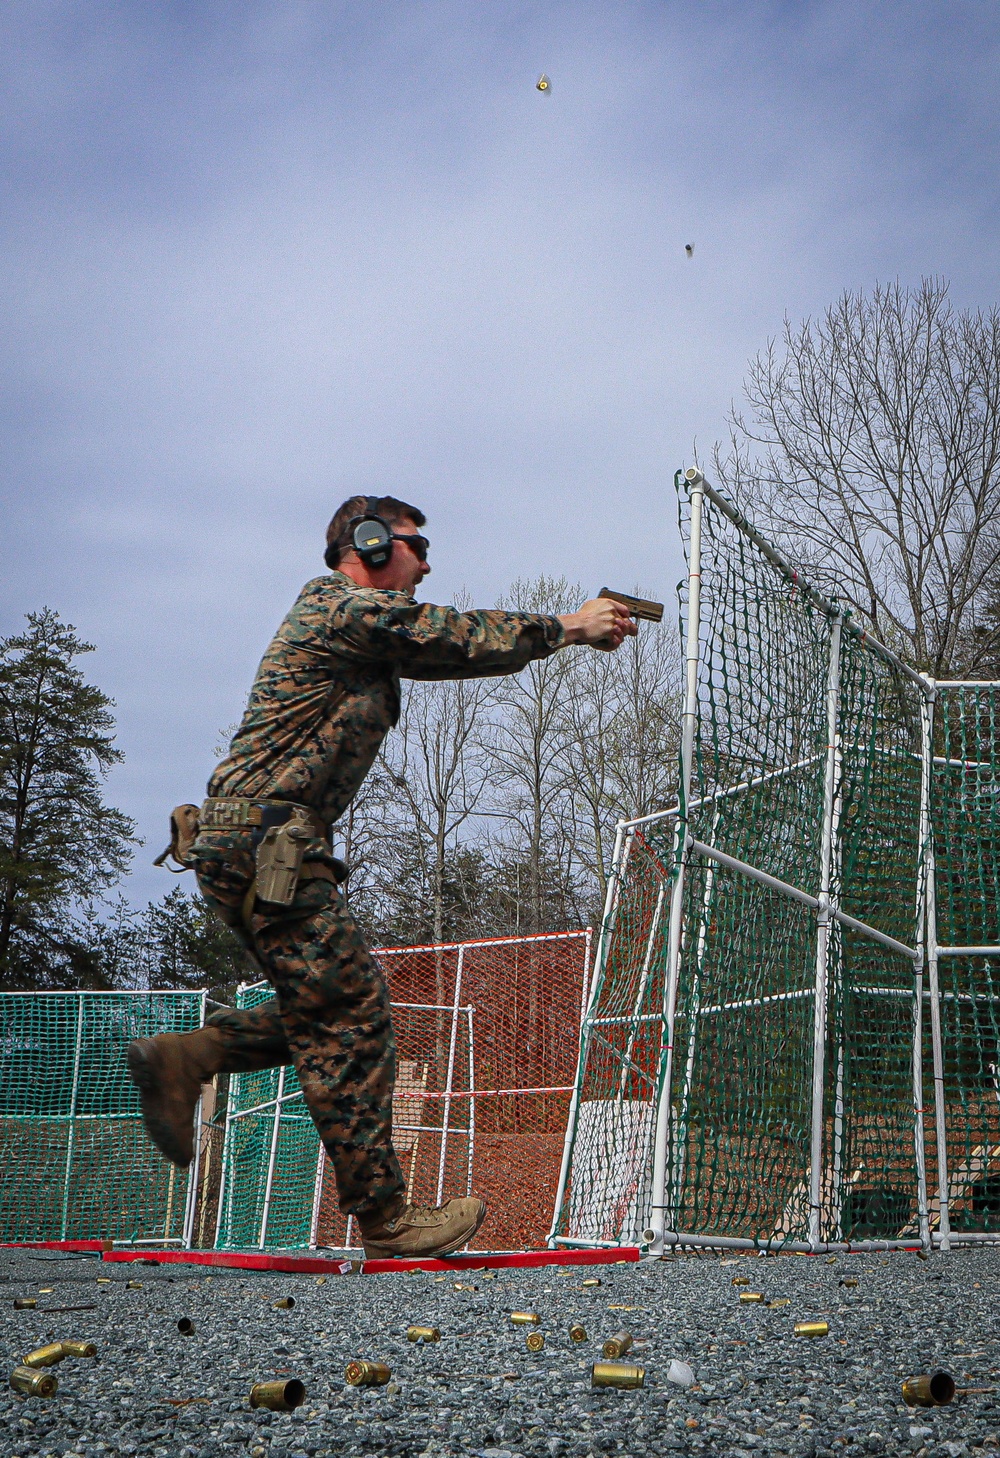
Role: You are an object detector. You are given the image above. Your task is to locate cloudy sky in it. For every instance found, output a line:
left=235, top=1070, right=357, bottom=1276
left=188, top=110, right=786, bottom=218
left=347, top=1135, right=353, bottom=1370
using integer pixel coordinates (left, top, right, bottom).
left=2, top=1, right=998, bottom=907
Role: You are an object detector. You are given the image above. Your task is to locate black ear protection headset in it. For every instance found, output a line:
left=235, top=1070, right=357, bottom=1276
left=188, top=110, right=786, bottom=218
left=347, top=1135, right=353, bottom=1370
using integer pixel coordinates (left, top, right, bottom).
left=327, top=497, right=394, bottom=570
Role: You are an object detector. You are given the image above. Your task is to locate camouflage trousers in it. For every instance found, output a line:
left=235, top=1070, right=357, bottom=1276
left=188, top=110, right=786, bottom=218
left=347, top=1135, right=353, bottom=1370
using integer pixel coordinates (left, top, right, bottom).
left=191, top=827, right=405, bottom=1219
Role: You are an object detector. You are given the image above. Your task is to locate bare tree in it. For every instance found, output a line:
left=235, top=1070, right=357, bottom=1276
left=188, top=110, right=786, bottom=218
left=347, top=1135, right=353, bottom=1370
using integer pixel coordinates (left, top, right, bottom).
left=482, top=576, right=581, bottom=936
left=715, top=279, right=1000, bottom=674
left=385, top=674, right=491, bottom=945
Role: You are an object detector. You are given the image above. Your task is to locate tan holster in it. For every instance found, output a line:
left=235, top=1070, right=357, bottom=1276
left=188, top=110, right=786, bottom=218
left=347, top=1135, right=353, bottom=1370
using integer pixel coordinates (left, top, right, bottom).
left=153, top=804, right=201, bottom=872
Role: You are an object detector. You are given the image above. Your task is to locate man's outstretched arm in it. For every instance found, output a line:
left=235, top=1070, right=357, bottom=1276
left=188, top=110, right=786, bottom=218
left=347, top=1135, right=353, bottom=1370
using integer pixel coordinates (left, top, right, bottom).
left=325, top=587, right=636, bottom=680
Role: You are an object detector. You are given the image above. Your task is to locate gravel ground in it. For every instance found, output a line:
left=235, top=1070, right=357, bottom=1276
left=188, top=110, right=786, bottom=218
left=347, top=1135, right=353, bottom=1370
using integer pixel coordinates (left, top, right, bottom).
left=3, top=1243, right=1000, bottom=1458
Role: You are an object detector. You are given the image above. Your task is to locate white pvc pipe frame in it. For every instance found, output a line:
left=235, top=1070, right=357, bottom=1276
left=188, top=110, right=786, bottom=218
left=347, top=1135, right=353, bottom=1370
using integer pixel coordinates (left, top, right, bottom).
left=559, top=468, right=1000, bottom=1256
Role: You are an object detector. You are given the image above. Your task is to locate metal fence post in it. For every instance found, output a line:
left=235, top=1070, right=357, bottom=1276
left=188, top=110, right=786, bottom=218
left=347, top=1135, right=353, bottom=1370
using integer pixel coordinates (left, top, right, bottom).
left=435, top=944, right=465, bottom=1206
left=258, top=1066, right=286, bottom=1249
left=923, top=685, right=952, bottom=1250
left=308, top=1146, right=326, bottom=1250
left=909, top=687, right=935, bottom=1250
left=465, top=1006, right=476, bottom=1200
left=181, top=991, right=208, bottom=1249
left=59, top=994, right=85, bottom=1241
left=672, top=808, right=721, bottom=1219
left=808, top=613, right=843, bottom=1250
left=647, top=466, right=705, bottom=1251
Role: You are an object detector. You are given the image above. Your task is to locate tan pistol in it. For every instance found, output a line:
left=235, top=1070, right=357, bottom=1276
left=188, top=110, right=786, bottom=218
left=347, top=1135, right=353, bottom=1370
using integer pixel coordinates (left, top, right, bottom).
left=598, top=587, right=664, bottom=623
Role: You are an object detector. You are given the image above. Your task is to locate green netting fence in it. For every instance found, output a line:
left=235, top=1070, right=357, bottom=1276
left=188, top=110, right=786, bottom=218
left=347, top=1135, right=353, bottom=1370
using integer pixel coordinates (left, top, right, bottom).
left=549, top=468, right=1000, bottom=1253
left=212, top=979, right=327, bottom=1251
left=0, top=991, right=204, bottom=1243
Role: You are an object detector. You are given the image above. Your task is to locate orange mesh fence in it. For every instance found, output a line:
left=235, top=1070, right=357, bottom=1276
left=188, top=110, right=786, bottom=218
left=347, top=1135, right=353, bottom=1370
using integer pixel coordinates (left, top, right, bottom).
left=216, top=930, right=592, bottom=1252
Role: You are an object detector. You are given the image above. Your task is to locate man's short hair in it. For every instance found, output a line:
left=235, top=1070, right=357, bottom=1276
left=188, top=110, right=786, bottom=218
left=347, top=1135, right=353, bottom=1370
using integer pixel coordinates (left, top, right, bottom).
left=324, top=495, right=426, bottom=570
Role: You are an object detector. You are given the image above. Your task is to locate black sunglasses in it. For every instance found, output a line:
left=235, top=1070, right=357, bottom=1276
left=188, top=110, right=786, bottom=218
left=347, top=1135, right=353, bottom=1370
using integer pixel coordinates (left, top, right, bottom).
left=391, top=532, right=430, bottom=562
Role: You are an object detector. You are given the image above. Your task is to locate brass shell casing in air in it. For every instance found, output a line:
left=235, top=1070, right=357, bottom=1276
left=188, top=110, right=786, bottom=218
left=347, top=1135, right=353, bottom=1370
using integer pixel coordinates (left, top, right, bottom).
left=13, top=1297, right=36, bottom=1310
left=272, top=1297, right=295, bottom=1309
left=525, top=1332, right=545, bottom=1352
left=177, top=1318, right=196, bottom=1336
left=345, top=1360, right=391, bottom=1387
left=568, top=1323, right=587, bottom=1343
left=602, top=1331, right=633, bottom=1360
left=794, top=1320, right=829, bottom=1338
left=249, top=1378, right=306, bottom=1411
left=902, top=1372, right=956, bottom=1407
left=591, top=1362, right=644, bottom=1390
left=55, top=1341, right=96, bottom=1359
left=406, top=1326, right=441, bottom=1343
left=21, top=1344, right=67, bottom=1369
left=739, top=1291, right=764, bottom=1304
left=10, top=1365, right=58, bottom=1397
left=510, top=1312, right=540, bottom=1326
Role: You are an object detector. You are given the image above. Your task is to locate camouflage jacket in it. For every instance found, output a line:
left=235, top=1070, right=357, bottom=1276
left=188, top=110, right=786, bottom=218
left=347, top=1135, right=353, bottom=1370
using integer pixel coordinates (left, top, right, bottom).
left=208, top=572, right=565, bottom=829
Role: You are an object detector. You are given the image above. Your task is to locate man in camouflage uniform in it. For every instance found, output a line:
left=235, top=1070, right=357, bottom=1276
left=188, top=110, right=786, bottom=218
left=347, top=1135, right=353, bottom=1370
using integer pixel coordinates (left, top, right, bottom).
left=129, top=494, right=635, bottom=1257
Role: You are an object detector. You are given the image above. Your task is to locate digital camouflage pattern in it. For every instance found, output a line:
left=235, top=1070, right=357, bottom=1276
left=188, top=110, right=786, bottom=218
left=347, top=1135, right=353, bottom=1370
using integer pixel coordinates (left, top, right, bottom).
left=195, top=574, right=566, bottom=1216
left=194, top=826, right=404, bottom=1217
left=209, top=570, right=564, bottom=828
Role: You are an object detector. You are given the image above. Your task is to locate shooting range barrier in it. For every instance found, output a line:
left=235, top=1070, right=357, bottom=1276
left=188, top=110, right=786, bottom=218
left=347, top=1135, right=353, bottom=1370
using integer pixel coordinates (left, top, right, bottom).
left=549, top=468, right=1000, bottom=1254
left=0, top=991, right=205, bottom=1246
left=0, top=931, right=590, bottom=1252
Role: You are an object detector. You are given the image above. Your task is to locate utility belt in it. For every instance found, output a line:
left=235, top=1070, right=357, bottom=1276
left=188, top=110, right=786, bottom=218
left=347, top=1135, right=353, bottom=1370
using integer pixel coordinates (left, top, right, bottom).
left=155, top=798, right=346, bottom=924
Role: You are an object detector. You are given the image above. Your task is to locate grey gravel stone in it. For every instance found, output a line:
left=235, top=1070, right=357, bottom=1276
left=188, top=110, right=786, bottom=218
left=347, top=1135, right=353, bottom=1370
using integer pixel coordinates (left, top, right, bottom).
left=2, top=1245, right=1000, bottom=1454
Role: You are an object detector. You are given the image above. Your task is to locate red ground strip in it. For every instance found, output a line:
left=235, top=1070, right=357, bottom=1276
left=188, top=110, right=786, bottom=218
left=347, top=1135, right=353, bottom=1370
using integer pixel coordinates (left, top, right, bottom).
left=94, top=1245, right=641, bottom=1276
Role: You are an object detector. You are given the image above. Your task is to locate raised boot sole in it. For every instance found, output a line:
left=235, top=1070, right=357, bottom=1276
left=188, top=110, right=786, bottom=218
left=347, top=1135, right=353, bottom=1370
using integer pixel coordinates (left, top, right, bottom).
left=362, top=1201, right=488, bottom=1260
left=126, top=1039, right=196, bottom=1169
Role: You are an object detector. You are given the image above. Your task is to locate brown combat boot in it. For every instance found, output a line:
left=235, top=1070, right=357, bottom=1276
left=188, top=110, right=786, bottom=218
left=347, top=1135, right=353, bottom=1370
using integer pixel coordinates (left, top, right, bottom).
left=357, top=1196, right=487, bottom=1259
left=127, top=1027, right=227, bottom=1168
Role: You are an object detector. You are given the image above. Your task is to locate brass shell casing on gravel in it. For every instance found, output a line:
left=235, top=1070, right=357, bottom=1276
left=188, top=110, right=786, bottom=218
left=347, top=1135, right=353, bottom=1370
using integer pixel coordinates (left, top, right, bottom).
left=13, top=1298, right=36, bottom=1310
left=510, top=1312, right=540, bottom=1326
left=177, top=1318, right=196, bottom=1336
left=902, top=1372, right=956, bottom=1407
left=525, top=1332, right=545, bottom=1353
left=249, top=1379, right=305, bottom=1411
left=739, top=1291, right=764, bottom=1304
left=345, top=1360, right=391, bottom=1387
left=407, top=1326, right=441, bottom=1343
left=840, top=1277, right=859, bottom=1288
left=581, top=1278, right=602, bottom=1289
left=56, top=1342, right=96, bottom=1359
left=591, top=1362, right=644, bottom=1390
left=568, top=1323, right=587, bottom=1343
left=272, top=1297, right=295, bottom=1309
left=21, top=1344, right=67, bottom=1369
left=10, top=1365, right=58, bottom=1397
left=794, top=1320, right=829, bottom=1338
left=602, top=1331, right=633, bottom=1360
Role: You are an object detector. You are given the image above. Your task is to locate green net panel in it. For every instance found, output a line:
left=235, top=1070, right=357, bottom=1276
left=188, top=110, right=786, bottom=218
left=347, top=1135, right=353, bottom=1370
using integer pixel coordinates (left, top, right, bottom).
left=931, top=685, right=1000, bottom=1235
left=0, top=991, right=204, bottom=1243
left=551, top=472, right=1000, bottom=1251
left=213, top=979, right=325, bottom=1251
